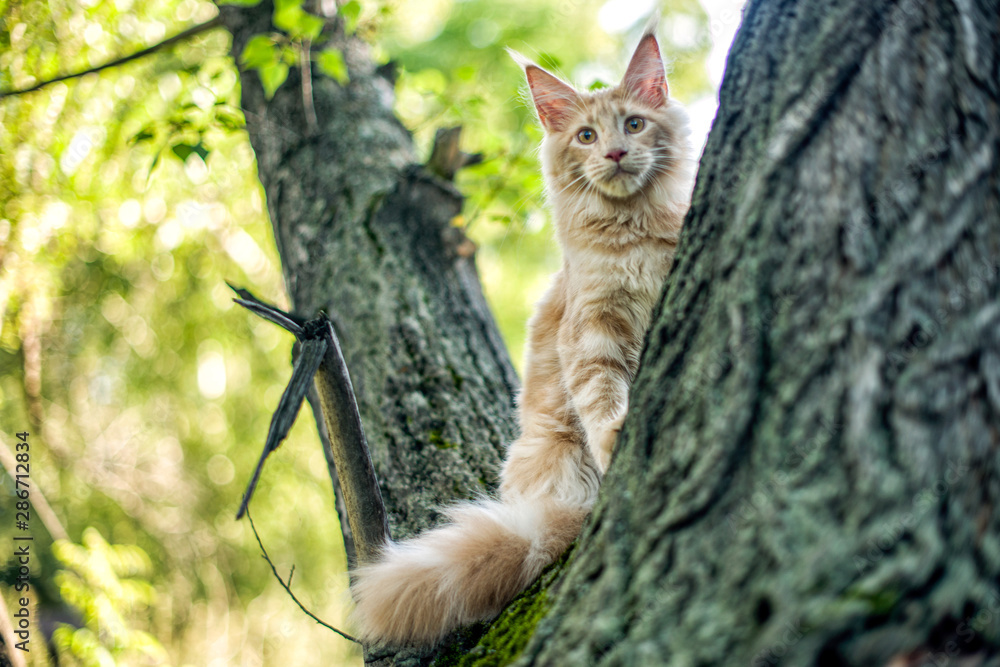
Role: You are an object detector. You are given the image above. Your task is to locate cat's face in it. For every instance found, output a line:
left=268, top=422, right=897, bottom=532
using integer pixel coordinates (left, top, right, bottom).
left=517, top=33, right=683, bottom=202
left=546, top=92, right=676, bottom=199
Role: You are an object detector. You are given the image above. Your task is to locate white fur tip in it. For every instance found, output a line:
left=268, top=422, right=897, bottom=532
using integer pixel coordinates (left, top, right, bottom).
left=506, top=47, right=537, bottom=71
left=641, top=12, right=661, bottom=38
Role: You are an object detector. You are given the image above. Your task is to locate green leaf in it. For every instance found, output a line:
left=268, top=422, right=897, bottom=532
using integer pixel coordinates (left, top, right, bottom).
left=588, top=79, right=609, bottom=91
left=273, top=0, right=325, bottom=40
left=317, top=49, right=349, bottom=86
left=258, top=62, right=290, bottom=99
left=171, top=142, right=210, bottom=162
left=340, top=0, right=361, bottom=33
left=240, top=34, right=278, bottom=69
left=538, top=52, right=562, bottom=70
left=214, top=108, right=245, bottom=131
left=193, top=142, right=211, bottom=161
left=146, top=148, right=163, bottom=181
left=129, top=128, right=156, bottom=145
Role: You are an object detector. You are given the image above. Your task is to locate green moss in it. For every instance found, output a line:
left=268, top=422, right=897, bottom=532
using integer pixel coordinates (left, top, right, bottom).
left=431, top=546, right=575, bottom=667
left=430, top=429, right=458, bottom=449
left=843, top=586, right=900, bottom=615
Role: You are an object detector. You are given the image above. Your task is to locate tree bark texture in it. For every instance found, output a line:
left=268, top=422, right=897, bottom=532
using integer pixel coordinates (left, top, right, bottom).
left=516, top=0, right=1000, bottom=664
left=220, top=3, right=519, bottom=560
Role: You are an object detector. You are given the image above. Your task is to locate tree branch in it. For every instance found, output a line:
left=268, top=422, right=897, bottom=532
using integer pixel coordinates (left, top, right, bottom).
left=236, top=336, right=327, bottom=519
left=230, top=285, right=390, bottom=564
left=247, top=510, right=359, bottom=644
left=311, top=316, right=391, bottom=564
left=0, top=16, right=224, bottom=100
left=300, top=38, right=319, bottom=135
left=427, top=126, right=484, bottom=181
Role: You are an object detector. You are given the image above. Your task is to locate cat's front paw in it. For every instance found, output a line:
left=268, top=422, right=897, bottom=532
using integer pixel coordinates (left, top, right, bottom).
left=591, top=415, right=625, bottom=474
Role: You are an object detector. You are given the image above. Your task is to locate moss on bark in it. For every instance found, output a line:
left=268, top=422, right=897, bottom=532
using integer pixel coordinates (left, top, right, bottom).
left=430, top=546, right=575, bottom=667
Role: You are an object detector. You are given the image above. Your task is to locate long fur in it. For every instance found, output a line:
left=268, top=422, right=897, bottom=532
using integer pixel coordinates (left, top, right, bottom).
left=351, top=498, right=586, bottom=644
left=350, top=26, right=693, bottom=646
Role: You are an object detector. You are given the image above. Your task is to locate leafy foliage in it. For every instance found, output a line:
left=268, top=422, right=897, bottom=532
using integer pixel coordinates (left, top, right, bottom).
left=0, top=2, right=353, bottom=665
left=51, top=529, right=168, bottom=667
left=272, top=0, right=325, bottom=40
left=239, top=0, right=353, bottom=99
left=317, top=48, right=349, bottom=85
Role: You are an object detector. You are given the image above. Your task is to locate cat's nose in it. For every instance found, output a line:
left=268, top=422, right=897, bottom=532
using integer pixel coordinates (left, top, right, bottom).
left=605, top=149, right=627, bottom=163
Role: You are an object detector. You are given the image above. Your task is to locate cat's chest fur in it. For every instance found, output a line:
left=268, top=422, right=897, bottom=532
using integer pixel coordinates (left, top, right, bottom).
left=558, top=204, right=682, bottom=316
left=562, top=237, right=671, bottom=312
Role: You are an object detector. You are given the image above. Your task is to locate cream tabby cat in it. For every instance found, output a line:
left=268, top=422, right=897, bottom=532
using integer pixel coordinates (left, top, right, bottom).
left=351, top=26, right=693, bottom=645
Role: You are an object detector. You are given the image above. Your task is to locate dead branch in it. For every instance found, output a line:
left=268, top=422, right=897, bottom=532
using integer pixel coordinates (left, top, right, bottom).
left=0, top=16, right=223, bottom=99
left=230, top=285, right=390, bottom=565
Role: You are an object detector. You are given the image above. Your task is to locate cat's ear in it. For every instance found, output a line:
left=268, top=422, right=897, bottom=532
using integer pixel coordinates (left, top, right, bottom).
left=508, top=49, right=579, bottom=132
left=622, top=31, right=668, bottom=107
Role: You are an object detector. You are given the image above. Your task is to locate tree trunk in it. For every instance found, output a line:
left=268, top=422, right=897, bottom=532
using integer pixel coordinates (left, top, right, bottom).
left=221, top=4, right=524, bottom=661
left=516, top=0, right=1000, bottom=664
left=220, top=3, right=518, bottom=552
left=223, top=0, right=1000, bottom=664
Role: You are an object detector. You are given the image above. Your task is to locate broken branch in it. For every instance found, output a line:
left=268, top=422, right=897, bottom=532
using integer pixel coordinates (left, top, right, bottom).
left=230, top=285, right=390, bottom=565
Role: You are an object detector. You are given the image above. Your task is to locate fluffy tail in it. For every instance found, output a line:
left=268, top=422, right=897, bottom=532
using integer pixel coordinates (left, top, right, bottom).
left=350, top=496, right=586, bottom=645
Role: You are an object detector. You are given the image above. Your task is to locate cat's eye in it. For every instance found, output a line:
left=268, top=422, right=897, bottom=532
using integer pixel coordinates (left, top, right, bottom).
left=577, top=128, right=597, bottom=144
left=625, top=117, right=645, bottom=133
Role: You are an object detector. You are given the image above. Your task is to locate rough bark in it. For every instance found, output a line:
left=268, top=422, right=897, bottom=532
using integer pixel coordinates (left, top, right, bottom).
left=517, top=0, right=1000, bottom=664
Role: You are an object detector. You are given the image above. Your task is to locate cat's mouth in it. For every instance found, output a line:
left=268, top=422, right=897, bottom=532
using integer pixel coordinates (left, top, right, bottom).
left=589, top=161, right=652, bottom=198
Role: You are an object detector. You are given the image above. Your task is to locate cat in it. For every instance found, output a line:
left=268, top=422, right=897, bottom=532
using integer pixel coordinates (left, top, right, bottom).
left=350, top=25, right=693, bottom=646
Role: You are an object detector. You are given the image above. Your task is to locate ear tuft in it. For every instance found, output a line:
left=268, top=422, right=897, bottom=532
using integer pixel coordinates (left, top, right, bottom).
left=506, top=47, right=535, bottom=70
left=640, top=12, right=661, bottom=40
left=622, top=30, right=668, bottom=107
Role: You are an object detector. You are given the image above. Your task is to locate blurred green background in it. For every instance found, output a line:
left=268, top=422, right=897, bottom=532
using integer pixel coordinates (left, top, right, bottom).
left=0, top=0, right=720, bottom=664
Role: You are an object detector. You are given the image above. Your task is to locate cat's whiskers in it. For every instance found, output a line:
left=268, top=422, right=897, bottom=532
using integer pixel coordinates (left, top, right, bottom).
left=553, top=170, right=593, bottom=198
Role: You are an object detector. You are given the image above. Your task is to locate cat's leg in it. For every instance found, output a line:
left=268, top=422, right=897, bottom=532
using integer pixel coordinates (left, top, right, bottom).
left=500, top=274, right=600, bottom=507
left=500, top=411, right=598, bottom=508
left=559, top=298, right=643, bottom=474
